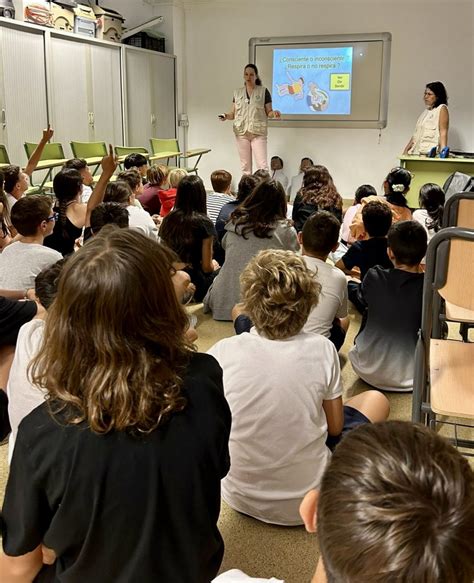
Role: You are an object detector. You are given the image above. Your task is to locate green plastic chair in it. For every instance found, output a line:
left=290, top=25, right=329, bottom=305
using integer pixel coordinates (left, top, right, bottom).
left=149, top=138, right=210, bottom=175
left=24, top=141, right=68, bottom=191
left=70, top=141, right=107, bottom=175
left=0, top=144, right=11, bottom=166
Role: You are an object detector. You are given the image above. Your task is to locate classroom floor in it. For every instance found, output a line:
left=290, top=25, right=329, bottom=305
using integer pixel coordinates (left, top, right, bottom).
left=0, top=304, right=468, bottom=582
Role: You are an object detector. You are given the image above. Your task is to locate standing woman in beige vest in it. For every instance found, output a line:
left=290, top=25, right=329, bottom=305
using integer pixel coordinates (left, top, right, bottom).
left=219, top=64, right=281, bottom=174
left=403, top=82, right=449, bottom=156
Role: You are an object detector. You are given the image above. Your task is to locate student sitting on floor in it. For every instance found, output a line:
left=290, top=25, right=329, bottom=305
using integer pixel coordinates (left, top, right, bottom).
left=208, top=250, right=389, bottom=526
left=203, top=180, right=299, bottom=321
left=90, top=202, right=129, bottom=236
left=335, top=200, right=393, bottom=314
left=44, top=147, right=118, bottom=255
left=233, top=211, right=349, bottom=351
left=412, top=182, right=445, bottom=243
left=292, top=166, right=343, bottom=233
left=383, top=166, right=412, bottom=222
left=0, top=228, right=231, bottom=582
left=1, top=126, right=54, bottom=237
left=63, top=158, right=95, bottom=203
left=159, top=168, right=187, bottom=217
left=300, top=421, right=474, bottom=583
left=348, top=220, right=427, bottom=392
left=123, top=152, right=148, bottom=181
left=7, top=258, right=66, bottom=461
left=0, top=195, right=63, bottom=290
left=117, top=169, right=146, bottom=208
left=160, top=175, right=219, bottom=302
left=104, top=180, right=158, bottom=239
left=137, top=165, right=165, bottom=216
left=0, top=288, right=42, bottom=443
left=340, top=184, right=377, bottom=247
left=207, top=169, right=234, bottom=225
left=215, top=174, right=259, bottom=241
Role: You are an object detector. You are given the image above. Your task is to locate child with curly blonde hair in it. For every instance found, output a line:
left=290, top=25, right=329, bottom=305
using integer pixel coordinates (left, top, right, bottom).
left=208, top=249, right=389, bottom=526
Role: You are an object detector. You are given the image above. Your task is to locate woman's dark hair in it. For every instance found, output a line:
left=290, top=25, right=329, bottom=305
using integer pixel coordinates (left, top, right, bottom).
left=173, top=175, right=207, bottom=215
left=230, top=179, right=287, bottom=239
left=53, top=169, right=84, bottom=235
left=426, top=81, right=448, bottom=107
left=299, top=165, right=342, bottom=220
left=419, top=183, right=445, bottom=233
left=244, top=63, right=262, bottom=86
left=104, top=181, right=133, bottom=205
left=31, top=227, right=191, bottom=435
left=385, top=167, right=412, bottom=207
left=159, top=175, right=209, bottom=265
left=236, top=174, right=259, bottom=203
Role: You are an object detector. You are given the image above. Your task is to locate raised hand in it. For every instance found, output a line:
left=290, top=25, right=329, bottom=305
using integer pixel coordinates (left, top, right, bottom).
left=101, top=144, right=118, bottom=176
left=42, top=124, right=54, bottom=142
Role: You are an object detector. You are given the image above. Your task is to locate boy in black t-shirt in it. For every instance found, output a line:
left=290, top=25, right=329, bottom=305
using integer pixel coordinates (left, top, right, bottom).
left=335, top=200, right=393, bottom=313
left=348, top=221, right=427, bottom=392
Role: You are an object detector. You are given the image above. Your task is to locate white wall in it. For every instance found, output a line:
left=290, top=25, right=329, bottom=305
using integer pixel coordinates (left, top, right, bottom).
left=183, top=0, right=474, bottom=196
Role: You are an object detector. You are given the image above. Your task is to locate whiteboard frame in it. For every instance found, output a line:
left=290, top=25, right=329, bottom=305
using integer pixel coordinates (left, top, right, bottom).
left=249, top=32, right=392, bottom=129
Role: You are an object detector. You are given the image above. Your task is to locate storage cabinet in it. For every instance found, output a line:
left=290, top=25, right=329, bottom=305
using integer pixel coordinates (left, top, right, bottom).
left=124, top=46, right=176, bottom=146
left=0, top=19, right=176, bottom=166
left=49, top=36, right=123, bottom=147
left=0, top=24, right=48, bottom=165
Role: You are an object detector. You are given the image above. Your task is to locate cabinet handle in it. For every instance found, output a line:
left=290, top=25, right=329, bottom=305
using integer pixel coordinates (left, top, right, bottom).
left=1, top=109, right=5, bottom=129
left=151, top=113, right=156, bottom=125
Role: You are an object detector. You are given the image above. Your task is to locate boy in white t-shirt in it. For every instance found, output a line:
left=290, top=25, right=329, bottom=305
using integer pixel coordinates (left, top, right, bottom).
left=234, top=211, right=349, bottom=351
left=208, top=250, right=389, bottom=526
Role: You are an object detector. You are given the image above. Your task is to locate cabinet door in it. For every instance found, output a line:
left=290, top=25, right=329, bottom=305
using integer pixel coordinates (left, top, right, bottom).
left=90, top=44, right=123, bottom=145
left=49, top=38, right=123, bottom=152
left=49, top=37, right=90, bottom=149
left=125, top=48, right=153, bottom=147
left=150, top=53, right=176, bottom=139
left=0, top=25, right=48, bottom=166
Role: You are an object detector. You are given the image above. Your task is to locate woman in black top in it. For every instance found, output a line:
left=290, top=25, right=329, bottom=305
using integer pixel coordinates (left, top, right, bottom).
left=1, top=228, right=231, bottom=582
left=160, top=175, right=219, bottom=301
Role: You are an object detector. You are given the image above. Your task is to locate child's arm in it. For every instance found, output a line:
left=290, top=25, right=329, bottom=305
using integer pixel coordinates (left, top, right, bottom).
left=322, top=396, right=344, bottom=436
left=334, top=257, right=352, bottom=275
left=201, top=237, right=217, bottom=273
left=84, top=145, right=118, bottom=228
left=335, top=245, right=361, bottom=277
left=0, top=545, right=44, bottom=582
left=24, top=126, right=54, bottom=176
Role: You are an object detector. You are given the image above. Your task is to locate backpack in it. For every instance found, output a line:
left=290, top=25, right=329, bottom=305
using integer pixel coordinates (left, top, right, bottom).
left=443, top=172, right=474, bottom=199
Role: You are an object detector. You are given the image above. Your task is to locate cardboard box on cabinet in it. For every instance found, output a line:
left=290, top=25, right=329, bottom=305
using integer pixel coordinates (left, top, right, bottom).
left=92, top=4, right=124, bottom=42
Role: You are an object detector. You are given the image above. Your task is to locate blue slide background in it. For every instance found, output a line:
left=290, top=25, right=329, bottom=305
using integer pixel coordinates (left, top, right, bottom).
left=272, top=47, right=353, bottom=115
